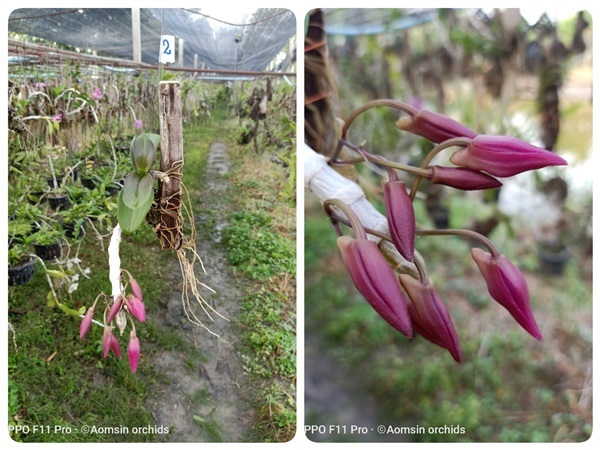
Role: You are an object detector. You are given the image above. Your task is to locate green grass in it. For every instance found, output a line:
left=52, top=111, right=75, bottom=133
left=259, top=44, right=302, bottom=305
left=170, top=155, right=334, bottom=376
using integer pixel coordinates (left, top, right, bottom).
left=183, top=116, right=296, bottom=442
left=8, top=224, right=173, bottom=443
left=217, top=137, right=297, bottom=442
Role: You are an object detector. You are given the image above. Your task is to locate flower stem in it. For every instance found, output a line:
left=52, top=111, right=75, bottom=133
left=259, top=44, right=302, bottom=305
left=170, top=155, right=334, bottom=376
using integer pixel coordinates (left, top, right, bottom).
left=332, top=99, right=418, bottom=161
left=336, top=139, right=431, bottom=178
left=323, top=199, right=368, bottom=240
left=416, top=228, right=500, bottom=257
left=409, top=137, right=473, bottom=201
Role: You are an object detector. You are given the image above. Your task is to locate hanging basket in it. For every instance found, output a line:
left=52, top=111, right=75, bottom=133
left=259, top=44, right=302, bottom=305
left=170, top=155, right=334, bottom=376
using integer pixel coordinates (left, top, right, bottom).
left=8, top=257, right=36, bottom=286
left=33, top=242, right=62, bottom=260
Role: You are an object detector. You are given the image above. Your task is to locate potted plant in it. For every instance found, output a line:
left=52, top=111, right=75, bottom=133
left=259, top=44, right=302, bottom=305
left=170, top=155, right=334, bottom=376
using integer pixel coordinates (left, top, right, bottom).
left=8, top=219, right=34, bottom=247
left=14, top=203, right=45, bottom=233
left=28, top=224, right=64, bottom=260
left=47, top=185, right=71, bottom=211
left=57, top=201, right=90, bottom=238
left=8, top=243, right=36, bottom=286
left=25, top=177, right=49, bottom=204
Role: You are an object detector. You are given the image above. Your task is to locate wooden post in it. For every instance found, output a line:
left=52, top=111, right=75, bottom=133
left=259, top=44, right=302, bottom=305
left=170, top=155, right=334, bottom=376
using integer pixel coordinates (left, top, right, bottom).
left=178, top=38, right=184, bottom=68
left=158, top=81, right=184, bottom=250
left=131, top=8, right=142, bottom=63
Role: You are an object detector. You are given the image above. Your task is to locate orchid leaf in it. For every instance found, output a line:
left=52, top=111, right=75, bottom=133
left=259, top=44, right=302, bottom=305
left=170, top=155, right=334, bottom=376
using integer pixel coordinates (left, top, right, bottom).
left=117, top=188, right=154, bottom=233
left=121, top=172, right=154, bottom=209
left=131, top=133, right=158, bottom=176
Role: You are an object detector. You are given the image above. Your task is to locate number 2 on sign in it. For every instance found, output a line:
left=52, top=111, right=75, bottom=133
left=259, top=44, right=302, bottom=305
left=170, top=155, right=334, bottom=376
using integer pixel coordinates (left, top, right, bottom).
left=162, top=39, right=171, bottom=55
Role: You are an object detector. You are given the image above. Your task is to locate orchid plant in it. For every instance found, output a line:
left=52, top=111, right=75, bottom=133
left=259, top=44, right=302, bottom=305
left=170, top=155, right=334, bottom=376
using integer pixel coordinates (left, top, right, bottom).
left=324, top=99, right=567, bottom=363
left=117, top=123, right=160, bottom=233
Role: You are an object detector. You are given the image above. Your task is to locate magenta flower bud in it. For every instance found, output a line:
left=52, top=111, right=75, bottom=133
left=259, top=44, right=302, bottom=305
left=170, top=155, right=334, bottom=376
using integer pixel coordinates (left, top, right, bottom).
left=383, top=180, right=415, bottom=262
left=125, top=294, right=146, bottom=322
left=450, top=135, right=567, bottom=178
left=51, top=113, right=62, bottom=122
left=471, top=248, right=542, bottom=340
left=129, top=278, right=143, bottom=301
left=429, top=165, right=502, bottom=191
left=396, top=109, right=477, bottom=143
left=127, top=331, right=141, bottom=373
left=79, top=307, right=94, bottom=339
left=106, top=296, right=124, bottom=323
left=133, top=119, right=143, bottom=130
left=102, top=328, right=122, bottom=359
left=337, top=236, right=413, bottom=337
left=399, top=275, right=462, bottom=362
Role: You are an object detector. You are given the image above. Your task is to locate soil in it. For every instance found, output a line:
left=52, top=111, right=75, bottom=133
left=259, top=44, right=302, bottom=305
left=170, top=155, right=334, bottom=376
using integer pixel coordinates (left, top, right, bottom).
left=146, top=141, right=254, bottom=442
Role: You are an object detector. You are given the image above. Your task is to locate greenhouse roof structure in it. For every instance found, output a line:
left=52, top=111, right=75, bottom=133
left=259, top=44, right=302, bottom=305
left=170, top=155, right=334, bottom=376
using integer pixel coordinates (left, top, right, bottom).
left=8, top=8, right=296, bottom=74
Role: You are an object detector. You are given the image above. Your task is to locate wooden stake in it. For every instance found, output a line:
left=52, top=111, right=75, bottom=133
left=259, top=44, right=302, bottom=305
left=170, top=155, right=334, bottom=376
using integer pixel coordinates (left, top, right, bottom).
left=158, top=81, right=184, bottom=250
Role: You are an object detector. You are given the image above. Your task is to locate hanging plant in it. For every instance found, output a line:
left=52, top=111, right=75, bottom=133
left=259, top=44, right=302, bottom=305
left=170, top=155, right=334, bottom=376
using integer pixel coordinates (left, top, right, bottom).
left=117, top=132, right=160, bottom=233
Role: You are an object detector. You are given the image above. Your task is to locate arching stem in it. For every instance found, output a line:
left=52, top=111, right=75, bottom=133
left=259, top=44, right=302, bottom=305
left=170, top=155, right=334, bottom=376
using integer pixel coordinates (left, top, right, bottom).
left=416, top=228, right=500, bottom=258
left=323, top=199, right=368, bottom=240
left=409, top=137, right=472, bottom=201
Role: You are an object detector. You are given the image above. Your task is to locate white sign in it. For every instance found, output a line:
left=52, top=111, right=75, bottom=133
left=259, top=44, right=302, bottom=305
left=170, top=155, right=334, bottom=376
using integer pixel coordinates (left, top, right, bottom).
left=159, top=35, right=175, bottom=64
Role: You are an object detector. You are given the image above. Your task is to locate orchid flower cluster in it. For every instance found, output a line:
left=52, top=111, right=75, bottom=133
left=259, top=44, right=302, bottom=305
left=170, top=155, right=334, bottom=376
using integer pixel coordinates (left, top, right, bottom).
left=79, top=269, right=145, bottom=373
left=327, top=100, right=567, bottom=362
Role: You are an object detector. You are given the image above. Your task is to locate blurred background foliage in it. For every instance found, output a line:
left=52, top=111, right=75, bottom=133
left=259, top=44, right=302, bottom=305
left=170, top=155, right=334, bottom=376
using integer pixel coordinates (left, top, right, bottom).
left=305, top=8, right=592, bottom=443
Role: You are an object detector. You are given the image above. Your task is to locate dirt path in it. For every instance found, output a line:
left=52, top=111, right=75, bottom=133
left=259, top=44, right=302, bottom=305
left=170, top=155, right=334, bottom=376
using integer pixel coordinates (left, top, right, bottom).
left=147, top=141, right=253, bottom=442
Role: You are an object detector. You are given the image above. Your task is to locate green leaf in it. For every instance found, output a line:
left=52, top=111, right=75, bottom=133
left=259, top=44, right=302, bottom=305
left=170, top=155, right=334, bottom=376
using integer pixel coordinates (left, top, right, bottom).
left=121, top=172, right=154, bottom=209
left=131, top=134, right=158, bottom=175
left=45, top=269, right=66, bottom=279
left=117, top=188, right=154, bottom=233
left=144, top=133, right=161, bottom=148
left=47, top=291, right=56, bottom=307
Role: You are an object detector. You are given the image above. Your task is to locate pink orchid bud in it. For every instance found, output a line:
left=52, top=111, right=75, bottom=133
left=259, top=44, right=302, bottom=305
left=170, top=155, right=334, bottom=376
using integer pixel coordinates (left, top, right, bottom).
left=450, top=135, right=567, bottom=178
left=90, top=87, right=103, bottom=100
left=337, top=236, right=413, bottom=337
left=133, top=119, right=143, bottom=130
left=106, top=296, right=124, bottom=323
left=127, top=330, right=141, bottom=373
left=51, top=113, right=62, bottom=122
left=471, top=248, right=542, bottom=340
left=125, top=294, right=146, bottom=322
left=383, top=180, right=415, bottom=262
left=79, top=307, right=94, bottom=339
left=396, top=109, right=477, bottom=143
left=429, top=165, right=502, bottom=191
left=129, top=278, right=143, bottom=301
left=399, top=275, right=462, bottom=362
left=102, top=328, right=122, bottom=359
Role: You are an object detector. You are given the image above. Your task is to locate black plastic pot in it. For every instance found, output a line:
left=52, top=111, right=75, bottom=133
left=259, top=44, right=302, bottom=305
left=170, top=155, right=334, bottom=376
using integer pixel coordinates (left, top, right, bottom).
left=427, top=204, right=450, bottom=229
left=47, top=194, right=71, bottom=211
left=8, top=257, right=37, bottom=286
left=106, top=180, right=124, bottom=197
left=47, top=176, right=63, bottom=188
left=81, top=177, right=97, bottom=190
left=61, top=219, right=87, bottom=238
left=33, top=242, right=62, bottom=260
left=28, top=191, right=46, bottom=204
left=537, top=243, right=570, bottom=275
